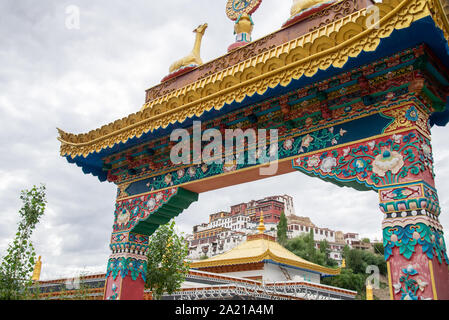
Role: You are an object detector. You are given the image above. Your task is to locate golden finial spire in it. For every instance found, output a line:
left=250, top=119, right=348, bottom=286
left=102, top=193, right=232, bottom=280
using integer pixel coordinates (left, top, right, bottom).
left=257, top=214, right=266, bottom=234
left=366, top=281, right=374, bottom=300
left=31, top=256, right=42, bottom=281
left=341, top=258, right=346, bottom=268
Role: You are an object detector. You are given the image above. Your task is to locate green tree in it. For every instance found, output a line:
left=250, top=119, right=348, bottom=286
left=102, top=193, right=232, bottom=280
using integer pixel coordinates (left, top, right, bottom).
left=307, top=229, right=316, bottom=263
left=145, top=220, right=190, bottom=300
left=0, top=184, right=47, bottom=300
left=277, top=212, right=288, bottom=245
left=345, top=248, right=387, bottom=276
left=319, top=239, right=338, bottom=268
left=373, top=242, right=384, bottom=256
left=326, top=246, right=388, bottom=299
left=321, top=268, right=366, bottom=298
left=284, top=232, right=337, bottom=268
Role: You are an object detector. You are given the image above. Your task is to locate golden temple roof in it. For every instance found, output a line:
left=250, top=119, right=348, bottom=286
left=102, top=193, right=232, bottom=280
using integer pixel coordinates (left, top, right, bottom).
left=190, top=233, right=341, bottom=276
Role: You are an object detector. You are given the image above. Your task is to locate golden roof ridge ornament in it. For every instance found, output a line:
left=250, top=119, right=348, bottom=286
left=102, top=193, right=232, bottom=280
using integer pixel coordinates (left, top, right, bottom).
left=167, top=23, right=208, bottom=74
left=31, top=256, right=42, bottom=281
left=257, top=213, right=266, bottom=234
left=284, top=0, right=337, bottom=28
left=290, top=0, right=335, bottom=17
left=226, top=0, right=262, bottom=52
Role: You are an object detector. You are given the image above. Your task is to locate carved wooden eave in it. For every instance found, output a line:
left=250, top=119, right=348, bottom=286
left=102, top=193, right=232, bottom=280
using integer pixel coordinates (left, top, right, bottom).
left=58, top=0, right=449, bottom=158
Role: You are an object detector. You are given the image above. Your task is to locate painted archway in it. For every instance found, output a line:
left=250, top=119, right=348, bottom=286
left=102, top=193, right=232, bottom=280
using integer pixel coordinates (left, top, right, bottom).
left=58, top=0, right=449, bottom=300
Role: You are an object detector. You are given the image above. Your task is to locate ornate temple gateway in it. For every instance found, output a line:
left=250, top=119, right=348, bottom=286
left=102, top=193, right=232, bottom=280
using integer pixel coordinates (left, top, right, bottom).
left=58, top=0, right=449, bottom=300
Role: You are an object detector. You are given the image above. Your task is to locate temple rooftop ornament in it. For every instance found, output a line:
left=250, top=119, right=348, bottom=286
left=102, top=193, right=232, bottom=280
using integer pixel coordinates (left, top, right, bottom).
left=31, top=256, right=42, bottom=281
left=228, top=13, right=255, bottom=52
left=163, top=23, right=208, bottom=82
left=226, top=0, right=262, bottom=51
left=283, top=0, right=337, bottom=28
left=225, top=0, right=262, bottom=21
left=257, top=212, right=266, bottom=234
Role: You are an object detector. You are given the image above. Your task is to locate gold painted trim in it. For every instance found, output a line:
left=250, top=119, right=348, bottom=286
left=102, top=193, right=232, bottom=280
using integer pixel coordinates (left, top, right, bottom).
left=58, top=0, right=443, bottom=158
left=428, top=260, right=439, bottom=300
left=119, top=277, right=123, bottom=300
left=387, top=261, right=394, bottom=300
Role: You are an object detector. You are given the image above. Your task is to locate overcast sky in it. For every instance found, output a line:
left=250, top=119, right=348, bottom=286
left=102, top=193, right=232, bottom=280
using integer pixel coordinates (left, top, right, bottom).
left=1, top=0, right=449, bottom=281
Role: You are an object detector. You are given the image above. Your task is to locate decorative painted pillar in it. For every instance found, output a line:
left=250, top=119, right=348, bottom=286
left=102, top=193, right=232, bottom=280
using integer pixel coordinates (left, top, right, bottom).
left=380, top=182, right=449, bottom=300
left=377, top=102, right=449, bottom=299
left=292, top=102, right=449, bottom=300
left=103, top=187, right=198, bottom=300
left=104, top=233, right=148, bottom=300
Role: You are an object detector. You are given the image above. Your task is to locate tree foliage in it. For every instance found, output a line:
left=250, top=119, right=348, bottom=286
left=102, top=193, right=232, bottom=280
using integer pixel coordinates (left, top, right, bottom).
left=284, top=230, right=337, bottom=268
left=373, top=242, right=384, bottom=256
left=344, top=246, right=387, bottom=276
left=323, top=245, right=387, bottom=299
left=318, top=239, right=338, bottom=268
left=321, top=268, right=366, bottom=295
left=0, top=184, right=47, bottom=300
left=145, top=220, right=190, bottom=300
left=276, top=212, right=288, bottom=245
left=284, top=233, right=387, bottom=299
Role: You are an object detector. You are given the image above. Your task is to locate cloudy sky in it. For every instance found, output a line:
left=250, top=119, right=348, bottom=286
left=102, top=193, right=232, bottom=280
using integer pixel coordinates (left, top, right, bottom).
left=1, top=0, right=449, bottom=281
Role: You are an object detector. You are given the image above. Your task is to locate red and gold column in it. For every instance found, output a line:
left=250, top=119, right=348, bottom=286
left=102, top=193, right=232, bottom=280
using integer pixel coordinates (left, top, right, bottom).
left=293, top=102, right=449, bottom=299
left=104, top=232, right=148, bottom=300
left=103, top=187, right=198, bottom=300
left=380, top=182, right=449, bottom=300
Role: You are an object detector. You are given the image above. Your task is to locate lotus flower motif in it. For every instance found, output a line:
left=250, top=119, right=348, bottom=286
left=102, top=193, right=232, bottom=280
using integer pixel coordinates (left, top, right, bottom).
left=372, top=150, right=404, bottom=177
left=301, top=134, right=314, bottom=148
left=308, top=155, right=321, bottom=167
left=320, top=156, right=337, bottom=173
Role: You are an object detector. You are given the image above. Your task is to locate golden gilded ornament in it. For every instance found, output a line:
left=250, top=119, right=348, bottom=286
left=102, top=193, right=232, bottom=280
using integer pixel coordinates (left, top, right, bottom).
left=234, top=13, right=253, bottom=35
left=290, top=0, right=334, bottom=17
left=31, top=256, right=42, bottom=281
left=168, top=23, right=208, bottom=73
left=257, top=213, right=266, bottom=234
left=366, top=282, right=374, bottom=300
left=226, top=0, right=262, bottom=21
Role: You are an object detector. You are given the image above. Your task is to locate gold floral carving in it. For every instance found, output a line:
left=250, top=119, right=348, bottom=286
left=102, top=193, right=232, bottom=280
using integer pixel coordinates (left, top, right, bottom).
left=117, top=182, right=131, bottom=200
left=382, top=105, right=430, bottom=136
left=58, top=0, right=448, bottom=158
